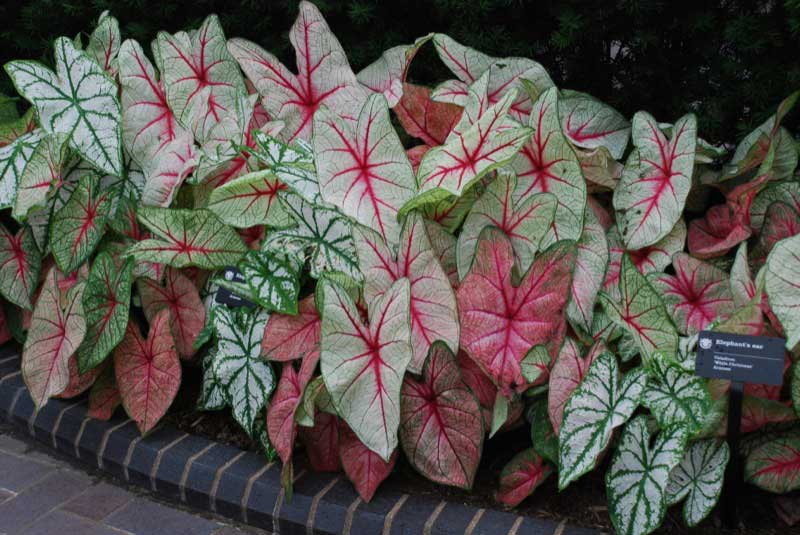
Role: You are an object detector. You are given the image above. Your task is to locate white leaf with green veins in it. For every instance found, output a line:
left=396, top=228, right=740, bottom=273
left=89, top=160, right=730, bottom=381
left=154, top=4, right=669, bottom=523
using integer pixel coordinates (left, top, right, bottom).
left=199, top=348, right=227, bottom=411
left=666, top=439, right=729, bottom=527
left=642, top=354, right=712, bottom=434
left=222, top=249, right=301, bottom=315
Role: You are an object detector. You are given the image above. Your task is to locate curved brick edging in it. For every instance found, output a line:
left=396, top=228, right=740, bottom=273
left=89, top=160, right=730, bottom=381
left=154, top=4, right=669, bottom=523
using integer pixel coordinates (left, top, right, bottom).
left=0, top=349, right=598, bottom=535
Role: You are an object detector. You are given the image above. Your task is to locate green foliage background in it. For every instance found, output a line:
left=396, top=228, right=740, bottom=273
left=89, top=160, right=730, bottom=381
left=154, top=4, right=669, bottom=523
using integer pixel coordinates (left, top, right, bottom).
left=2, top=0, right=799, bottom=144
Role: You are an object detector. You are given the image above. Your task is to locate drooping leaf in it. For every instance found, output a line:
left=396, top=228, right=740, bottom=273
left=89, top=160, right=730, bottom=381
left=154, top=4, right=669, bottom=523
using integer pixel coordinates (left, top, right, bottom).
left=208, top=169, right=290, bottom=229
left=529, top=399, right=558, bottom=463
left=495, top=448, right=552, bottom=507
left=548, top=338, right=601, bottom=435
left=262, top=294, right=320, bottom=362
left=642, top=355, right=712, bottom=434
left=567, top=209, right=609, bottom=334
left=606, top=417, right=689, bottom=535
left=57, top=354, right=101, bottom=398
left=0, top=224, right=40, bottom=310
left=764, top=234, right=800, bottom=349
left=745, top=435, right=800, bottom=493
left=394, top=83, right=463, bottom=146
left=558, top=352, right=647, bottom=489
left=613, top=113, right=696, bottom=249
left=13, top=133, right=69, bottom=220
left=666, top=439, right=729, bottom=527
left=267, top=354, right=317, bottom=464
left=559, top=91, right=630, bottom=159
left=87, top=365, right=121, bottom=421
left=339, top=421, right=398, bottom=502
left=0, top=129, right=43, bottom=209
left=356, top=36, right=430, bottom=107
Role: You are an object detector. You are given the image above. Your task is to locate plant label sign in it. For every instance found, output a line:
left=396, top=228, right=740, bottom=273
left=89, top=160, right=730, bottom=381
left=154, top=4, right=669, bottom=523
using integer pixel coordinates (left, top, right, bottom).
left=695, top=331, right=785, bottom=385
left=215, top=267, right=255, bottom=308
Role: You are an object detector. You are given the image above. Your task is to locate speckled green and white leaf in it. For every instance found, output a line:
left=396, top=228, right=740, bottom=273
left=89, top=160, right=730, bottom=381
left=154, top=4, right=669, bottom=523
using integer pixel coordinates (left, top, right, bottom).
left=599, top=254, right=679, bottom=366
left=232, top=249, right=301, bottom=314
left=642, top=354, right=711, bottom=434
left=558, top=352, right=647, bottom=489
left=0, top=224, right=40, bottom=310
left=209, top=307, right=274, bottom=434
left=0, top=129, right=43, bottom=209
left=320, top=278, right=412, bottom=461
left=559, top=91, right=630, bottom=160
left=764, top=234, right=800, bottom=349
left=606, top=417, right=689, bottom=535
left=13, top=133, right=69, bottom=219
left=666, top=439, right=729, bottom=527
left=456, top=174, right=556, bottom=279
left=613, top=113, right=696, bottom=250
left=5, top=38, right=122, bottom=175
left=199, top=348, right=227, bottom=411
left=86, top=11, right=121, bottom=75
left=751, top=182, right=800, bottom=232
left=208, top=170, right=290, bottom=229
left=568, top=209, right=609, bottom=334
left=250, top=132, right=320, bottom=204
left=263, top=192, right=361, bottom=281
left=744, top=435, right=800, bottom=493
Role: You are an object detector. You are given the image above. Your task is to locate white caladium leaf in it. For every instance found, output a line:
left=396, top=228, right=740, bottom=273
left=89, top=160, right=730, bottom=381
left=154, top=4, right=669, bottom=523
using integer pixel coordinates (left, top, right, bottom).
left=0, top=224, right=41, bottom=310
left=667, top=439, right=729, bottom=527
left=730, top=243, right=757, bottom=307
left=456, top=174, right=556, bottom=280
left=199, top=348, right=227, bottom=411
left=250, top=132, right=320, bottom=204
left=599, top=254, right=679, bottom=365
left=560, top=91, right=630, bottom=159
left=567, top=209, right=609, bottom=334
left=5, top=38, right=122, bottom=175
left=577, top=146, right=623, bottom=191
left=765, top=234, right=800, bottom=349
left=140, top=128, right=198, bottom=207
left=353, top=212, right=458, bottom=374
left=314, top=93, right=416, bottom=245
left=220, top=249, right=301, bottom=314
left=86, top=11, right=121, bottom=75
left=13, top=133, right=69, bottom=219
left=558, top=352, right=647, bottom=489
left=128, top=207, right=247, bottom=269
left=751, top=182, right=800, bottom=232
left=209, top=307, right=275, bottom=434
left=642, top=354, right=712, bottom=434
left=614, top=112, right=697, bottom=249
left=320, top=278, right=412, bottom=461
left=357, top=36, right=431, bottom=107
left=228, top=1, right=368, bottom=141
left=208, top=169, right=290, bottom=228
left=263, top=192, right=361, bottom=281
left=0, top=129, right=44, bottom=209
left=512, top=87, right=587, bottom=247
left=155, top=15, right=245, bottom=143
left=606, top=417, right=689, bottom=535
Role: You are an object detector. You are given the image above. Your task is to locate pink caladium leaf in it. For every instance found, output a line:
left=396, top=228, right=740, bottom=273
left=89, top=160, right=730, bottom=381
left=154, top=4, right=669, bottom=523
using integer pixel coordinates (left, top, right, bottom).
left=139, top=268, right=205, bottom=359
left=115, top=309, right=181, bottom=434
left=262, top=295, right=321, bottom=362
left=395, top=83, right=463, bottom=146
left=652, top=253, right=734, bottom=336
left=751, top=182, right=800, bottom=232
left=57, top=354, right=101, bottom=399
left=356, top=36, right=431, bottom=107
left=267, top=355, right=318, bottom=464
left=228, top=1, right=368, bottom=142
left=353, top=212, right=458, bottom=373
left=567, top=209, right=609, bottom=334
left=559, top=91, right=630, bottom=160
left=0, top=224, right=40, bottom=310
left=457, top=227, right=576, bottom=394
left=495, top=448, right=553, bottom=507
left=320, top=277, right=412, bottom=460
left=548, top=338, right=603, bottom=435
left=399, top=343, right=483, bottom=489
left=512, top=87, right=587, bottom=247
left=339, top=421, right=398, bottom=502
left=745, top=436, right=800, bottom=494
left=88, top=366, right=121, bottom=421
left=314, top=93, right=416, bottom=245
left=754, top=201, right=800, bottom=262
left=298, top=411, right=340, bottom=472
left=155, top=15, right=245, bottom=143
left=613, top=112, right=697, bottom=249
left=458, top=350, right=497, bottom=411
left=22, top=267, right=86, bottom=408
left=140, top=130, right=198, bottom=207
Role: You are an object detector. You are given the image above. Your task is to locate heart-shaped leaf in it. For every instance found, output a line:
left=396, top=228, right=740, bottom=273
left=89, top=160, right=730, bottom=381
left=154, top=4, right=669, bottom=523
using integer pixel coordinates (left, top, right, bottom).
left=642, top=355, right=712, bottom=434
left=495, top=448, right=552, bottom=507
left=0, top=224, right=40, bottom=310
left=208, top=170, right=290, bottom=229
left=262, top=295, right=321, bottom=362
left=560, top=92, right=630, bottom=159
left=339, top=421, right=398, bottom=502
left=395, top=83, right=463, bottom=146
left=667, top=439, right=729, bottom=527
left=745, top=435, right=800, bottom=493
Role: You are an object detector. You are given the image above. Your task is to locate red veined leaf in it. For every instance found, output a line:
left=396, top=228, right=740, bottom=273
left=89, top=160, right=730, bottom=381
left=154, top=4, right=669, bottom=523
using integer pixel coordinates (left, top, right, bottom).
left=208, top=169, right=289, bottom=229
left=13, top=132, right=69, bottom=221
left=353, top=212, right=458, bottom=373
left=395, top=83, right=463, bottom=146
left=22, top=267, right=86, bottom=408
left=228, top=1, right=367, bottom=141
left=754, top=201, right=800, bottom=262
left=140, top=131, right=198, bottom=207
left=652, top=253, right=734, bottom=335
left=0, top=224, right=40, bottom=310
left=613, top=112, right=696, bottom=249
left=115, top=309, right=181, bottom=434
left=422, top=186, right=481, bottom=233
left=399, top=343, right=483, bottom=489
left=741, top=396, right=795, bottom=434
left=406, top=145, right=429, bottom=172
left=425, top=219, right=459, bottom=287
left=88, top=366, right=121, bottom=421
left=745, top=436, right=800, bottom=494
left=567, top=209, right=609, bottom=334
left=751, top=182, right=800, bottom=232
left=548, top=339, right=603, bottom=435
left=262, top=295, right=320, bottom=362
left=267, top=355, right=318, bottom=463
left=139, top=268, right=205, bottom=359
left=298, top=411, right=340, bottom=472
left=560, top=92, right=630, bottom=160
left=339, top=421, right=398, bottom=502
left=715, top=297, right=765, bottom=337
left=457, top=350, right=497, bottom=410
left=56, top=354, right=101, bottom=399
left=356, top=36, right=431, bottom=107
left=457, top=227, right=576, bottom=394
left=731, top=243, right=758, bottom=307
left=495, top=448, right=553, bottom=507
left=239, top=225, right=265, bottom=250
left=86, top=11, right=120, bottom=75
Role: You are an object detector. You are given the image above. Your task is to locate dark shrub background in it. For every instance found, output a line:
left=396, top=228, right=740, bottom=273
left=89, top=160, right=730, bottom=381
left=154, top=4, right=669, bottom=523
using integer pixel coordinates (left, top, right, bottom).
left=1, top=0, right=798, bottom=145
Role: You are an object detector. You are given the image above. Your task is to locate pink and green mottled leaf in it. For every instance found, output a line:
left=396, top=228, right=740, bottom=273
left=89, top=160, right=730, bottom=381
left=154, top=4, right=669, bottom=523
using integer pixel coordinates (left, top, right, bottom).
left=262, top=295, right=320, bottom=362
left=688, top=203, right=752, bottom=260
left=339, top=421, right=397, bottom=502
left=394, top=83, right=463, bottom=146
left=745, top=436, right=800, bottom=493
left=13, top=133, right=69, bottom=220
left=567, top=209, right=609, bottom=334
left=765, top=234, right=800, bottom=349
left=0, top=224, right=40, bottom=310
left=57, top=354, right=101, bottom=399
left=741, top=396, right=795, bottom=434
left=0, top=108, right=36, bottom=147
left=268, top=355, right=318, bottom=463
left=548, top=338, right=602, bottom=435
left=424, top=219, right=458, bottom=287
left=560, top=91, right=630, bottom=159
left=208, top=169, right=290, bottom=228
left=495, top=448, right=552, bottom=507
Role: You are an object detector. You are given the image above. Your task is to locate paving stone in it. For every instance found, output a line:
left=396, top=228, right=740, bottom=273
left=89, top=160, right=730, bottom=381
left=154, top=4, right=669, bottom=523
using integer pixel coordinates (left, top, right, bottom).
left=18, top=510, right=121, bottom=535
left=0, top=488, right=14, bottom=504
left=0, top=469, right=91, bottom=533
left=105, top=497, right=221, bottom=535
left=0, top=451, right=55, bottom=492
left=61, top=481, right=135, bottom=521
left=0, top=432, right=29, bottom=455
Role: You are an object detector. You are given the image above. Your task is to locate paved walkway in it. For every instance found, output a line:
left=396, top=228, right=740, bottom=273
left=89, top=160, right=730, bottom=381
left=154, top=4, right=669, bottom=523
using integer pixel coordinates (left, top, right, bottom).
left=0, top=424, right=270, bottom=535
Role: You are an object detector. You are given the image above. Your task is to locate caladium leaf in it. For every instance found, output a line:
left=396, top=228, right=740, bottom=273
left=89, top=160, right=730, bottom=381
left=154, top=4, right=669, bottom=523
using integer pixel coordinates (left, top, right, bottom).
left=512, top=87, right=586, bottom=247
left=357, top=36, right=431, bottom=107
left=353, top=212, right=458, bottom=373
left=5, top=38, right=122, bottom=175
left=198, top=348, right=226, bottom=411
left=495, top=449, right=552, bottom=507
left=548, top=338, right=601, bottom=435
left=652, top=253, right=734, bottom=336
left=457, top=227, right=576, bottom=393
left=77, top=253, right=133, bottom=373
left=57, top=354, right=101, bottom=399
left=567, top=209, right=609, bottom=334
left=613, top=113, right=697, bottom=250
left=86, top=11, right=121, bottom=75
left=731, top=243, right=757, bottom=307
left=754, top=201, right=800, bottom=262
left=339, top=421, right=398, bottom=502
left=642, top=355, right=712, bottom=434
left=13, top=133, right=69, bottom=220
left=764, top=234, right=800, bottom=349
left=745, top=435, right=800, bottom=493
left=529, top=399, right=558, bottom=464
left=578, top=146, right=623, bottom=191
left=155, top=15, right=245, bottom=143
left=425, top=219, right=458, bottom=287
left=741, top=395, right=796, bottom=434
left=298, top=411, right=340, bottom=472
left=129, top=207, right=247, bottom=269
left=599, top=254, right=679, bottom=365
left=666, top=439, right=729, bottom=527
left=399, top=343, right=483, bottom=489
left=115, top=309, right=180, bottom=434
left=139, top=268, right=205, bottom=358
left=395, top=83, right=463, bottom=146
left=606, top=417, right=689, bottom=535
left=320, top=277, right=412, bottom=461
left=262, top=294, right=320, bottom=362
left=456, top=174, right=556, bottom=280
left=224, top=249, right=301, bottom=314
left=22, top=268, right=86, bottom=408
left=208, top=169, right=290, bottom=229
left=267, top=354, right=317, bottom=464
left=249, top=132, right=320, bottom=204
left=558, top=352, right=647, bottom=489
left=458, top=350, right=497, bottom=424
left=87, top=365, right=121, bottom=421
left=751, top=182, right=800, bottom=232
left=228, top=1, right=367, bottom=142
left=140, top=130, right=198, bottom=207
left=560, top=91, right=630, bottom=160
left=0, top=130, right=44, bottom=209
left=0, top=224, right=40, bottom=310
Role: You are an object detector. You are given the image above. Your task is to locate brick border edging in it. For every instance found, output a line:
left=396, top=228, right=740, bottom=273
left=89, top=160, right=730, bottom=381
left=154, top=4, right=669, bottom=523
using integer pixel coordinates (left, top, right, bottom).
left=0, top=351, right=596, bottom=535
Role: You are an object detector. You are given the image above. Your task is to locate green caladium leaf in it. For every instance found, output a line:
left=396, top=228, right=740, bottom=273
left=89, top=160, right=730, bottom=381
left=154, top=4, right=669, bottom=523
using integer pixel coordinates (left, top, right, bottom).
left=529, top=399, right=558, bottom=464
left=208, top=169, right=290, bottom=229
left=5, top=38, right=122, bottom=176
left=606, top=417, right=689, bottom=535
left=489, top=392, right=509, bottom=438
left=642, top=354, right=712, bottom=434
left=77, top=253, right=133, bottom=374
left=250, top=132, right=321, bottom=204
left=208, top=307, right=275, bottom=435
left=559, top=352, right=647, bottom=489
left=730, top=242, right=757, bottom=307
left=0, top=129, right=43, bottom=209
left=13, top=133, right=70, bottom=220
left=765, top=234, right=800, bottom=349
left=218, top=249, right=301, bottom=314
left=666, top=439, right=729, bottom=527
left=128, top=207, right=247, bottom=269
left=599, top=254, right=679, bottom=365
left=0, top=224, right=40, bottom=310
